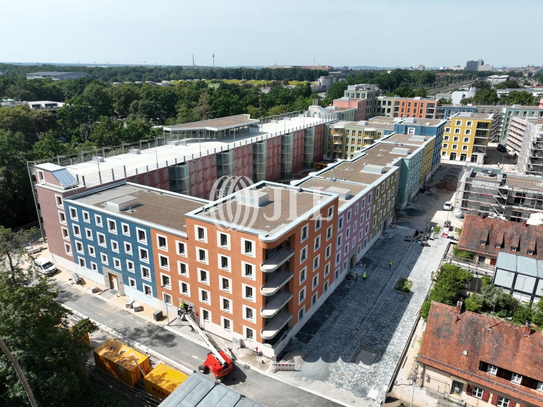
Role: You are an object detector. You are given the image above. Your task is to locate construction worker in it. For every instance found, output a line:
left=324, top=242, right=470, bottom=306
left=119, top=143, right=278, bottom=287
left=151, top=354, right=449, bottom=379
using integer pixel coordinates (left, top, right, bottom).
left=388, top=260, right=392, bottom=269
left=363, top=271, right=367, bottom=280
left=179, top=299, right=185, bottom=310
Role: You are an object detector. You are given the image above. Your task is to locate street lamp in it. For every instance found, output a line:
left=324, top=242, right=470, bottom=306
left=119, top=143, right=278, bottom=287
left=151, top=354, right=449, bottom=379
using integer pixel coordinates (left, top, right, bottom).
left=161, top=285, right=170, bottom=325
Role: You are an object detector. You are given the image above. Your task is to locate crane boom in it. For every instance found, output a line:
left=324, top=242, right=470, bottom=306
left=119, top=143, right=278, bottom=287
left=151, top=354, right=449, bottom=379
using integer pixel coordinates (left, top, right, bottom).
left=180, top=308, right=227, bottom=366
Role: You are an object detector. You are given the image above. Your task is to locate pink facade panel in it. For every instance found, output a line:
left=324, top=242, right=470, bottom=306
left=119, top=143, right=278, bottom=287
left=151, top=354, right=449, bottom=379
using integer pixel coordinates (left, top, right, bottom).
left=233, top=144, right=253, bottom=179
left=292, top=129, right=305, bottom=174
left=128, top=167, right=169, bottom=190
left=189, top=155, right=217, bottom=199
left=313, top=124, right=325, bottom=162
left=266, top=136, right=282, bottom=182
left=332, top=99, right=366, bottom=121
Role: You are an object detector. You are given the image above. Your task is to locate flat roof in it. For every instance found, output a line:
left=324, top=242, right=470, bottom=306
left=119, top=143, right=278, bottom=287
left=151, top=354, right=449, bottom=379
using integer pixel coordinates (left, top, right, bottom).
left=70, top=183, right=207, bottom=234
left=381, top=133, right=432, bottom=146
left=450, top=112, right=494, bottom=120
left=57, top=115, right=328, bottom=187
left=505, top=173, right=543, bottom=190
left=163, top=114, right=259, bottom=132
left=296, top=177, right=370, bottom=208
left=189, top=182, right=335, bottom=240
left=331, top=121, right=394, bottom=131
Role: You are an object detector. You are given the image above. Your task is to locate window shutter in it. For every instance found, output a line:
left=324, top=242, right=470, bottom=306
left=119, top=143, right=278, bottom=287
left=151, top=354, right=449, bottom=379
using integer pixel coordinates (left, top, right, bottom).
left=482, top=391, right=490, bottom=402
left=491, top=393, right=498, bottom=405
left=466, top=385, right=473, bottom=396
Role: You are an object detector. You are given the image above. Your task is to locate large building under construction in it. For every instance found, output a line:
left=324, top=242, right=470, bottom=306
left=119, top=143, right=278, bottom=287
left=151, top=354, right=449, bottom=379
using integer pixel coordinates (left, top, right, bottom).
left=455, top=166, right=543, bottom=222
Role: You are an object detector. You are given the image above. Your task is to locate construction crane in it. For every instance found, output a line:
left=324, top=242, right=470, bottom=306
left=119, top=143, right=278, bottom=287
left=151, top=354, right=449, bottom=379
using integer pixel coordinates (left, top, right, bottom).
left=178, top=305, right=234, bottom=382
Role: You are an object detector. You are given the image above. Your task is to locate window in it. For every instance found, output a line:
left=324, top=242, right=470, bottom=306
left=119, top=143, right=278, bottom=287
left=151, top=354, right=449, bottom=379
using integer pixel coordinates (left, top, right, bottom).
left=218, top=232, right=230, bottom=249
left=245, top=327, right=254, bottom=340
left=453, top=136, right=459, bottom=142
left=201, top=308, right=210, bottom=322
left=337, top=235, right=342, bottom=247
left=197, top=248, right=208, bottom=264
left=124, top=242, right=132, bottom=255
left=82, top=211, right=90, bottom=223
left=325, top=244, right=331, bottom=259
left=176, top=241, right=186, bottom=256
left=444, top=136, right=449, bottom=141
left=299, top=287, right=306, bottom=304
left=161, top=274, right=171, bottom=289
left=471, top=386, right=483, bottom=398
left=143, top=284, right=152, bottom=297
left=219, top=255, right=230, bottom=271
left=100, top=253, right=108, bottom=265
left=511, top=373, right=522, bottom=384
left=88, top=245, right=96, bottom=257
left=315, top=216, right=321, bottom=231
left=141, top=266, right=151, bottom=281
left=180, top=282, right=190, bottom=296
left=78, top=257, right=86, bottom=268
left=64, top=243, right=72, bottom=255
left=126, top=260, right=134, bottom=273
left=199, top=269, right=209, bottom=284
left=313, top=255, right=320, bottom=271
left=455, top=120, right=461, bottom=126
left=244, top=306, right=255, bottom=321
left=497, top=396, right=510, bottom=407
left=312, top=275, right=319, bottom=289
left=243, top=285, right=254, bottom=301
left=466, top=121, right=472, bottom=127
left=301, top=225, right=308, bottom=242
left=178, top=261, right=189, bottom=277
left=199, top=288, right=210, bottom=304
left=300, top=267, right=307, bottom=284
left=111, top=240, right=119, bottom=253
left=61, top=227, right=69, bottom=240
left=338, top=217, right=343, bottom=230
left=163, top=293, right=172, bottom=305
left=113, top=258, right=121, bottom=270
left=454, top=128, right=460, bottom=134
left=85, top=228, right=93, bottom=240
left=451, top=380, right=463, bottom=395
left=72, top=224, right=81, bottom=238
left=463, top=137, right=470, bottom=143
left=107, top=219, right=117, bottom=234
left=300, top=246, right=307, bottom=263
left=462, top=146, right=468, bottom=151
left=94, top=214, right=102, bottom=227
left=452, top=145, right=458, bottom=150
left=326, top=226, right=333, bottom=240
left=75, top=241, right=84, bottom=254
left=37, top=170, right=45, bottom=182
left=222, top=317, right=232, bottom=331
left=312, top=293, right=318, bottom=306
left=327, top=206, right=334, bottom=219
left=314, top=236, right=321, bottom=251
left=511, top=246, right=518, bottom=252
left=298, top=307, right=305, bottom=321
left=195, top=226, right=207, bottom=242
left=486, top=364, right=497, bottom=375
left=157, top=235, right=167, bottom=250
left=159, top=254, right=169, bottom=270
left=221, top=297, right=231, bottom=313
left=243, top=262, right=254, bottom=279
left=69, top=207, right=78, bottom=220
left=220, top=277, right=231, bottom=292
left=324, top=281, right=329, bottom=292
left=324, top=263, right=330, bottom=277
left=137, top=228, right=147, bottom=244
left=139, top=248, right=149, bottom=262
left=122, top=223, right=130, bottom=236
left=537, top=381, right=543, bottom=391
left=242, top=239, right=255, bottom=256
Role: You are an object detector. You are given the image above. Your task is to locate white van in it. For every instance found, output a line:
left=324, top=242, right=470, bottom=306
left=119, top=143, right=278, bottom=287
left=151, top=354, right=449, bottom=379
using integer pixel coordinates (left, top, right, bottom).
left=34, top=257, right=57, bottom=276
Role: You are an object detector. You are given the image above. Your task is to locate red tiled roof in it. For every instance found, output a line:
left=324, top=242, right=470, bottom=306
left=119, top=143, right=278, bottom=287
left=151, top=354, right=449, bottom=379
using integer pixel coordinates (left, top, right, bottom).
left=419, top=302, right=543, bottom=405
left=457, top=214, right=543, bottom=260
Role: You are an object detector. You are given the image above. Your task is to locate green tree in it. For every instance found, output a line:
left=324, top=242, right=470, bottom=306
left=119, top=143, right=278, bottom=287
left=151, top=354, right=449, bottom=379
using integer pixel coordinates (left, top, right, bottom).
left=472, top=88, right=499, bottom=105
left=502, top=91, right=538, bottom=106
left=32, top=131, right=71, bottom=160
left=89, top=116, right=123, bottom=147
left=0, top=227, right=97, bottom=406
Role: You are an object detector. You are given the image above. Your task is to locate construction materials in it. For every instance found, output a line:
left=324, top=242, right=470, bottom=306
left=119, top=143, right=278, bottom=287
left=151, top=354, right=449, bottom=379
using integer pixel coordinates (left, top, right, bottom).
left=143, top=363, right=188, bottom=400
left=93, top=339, right=150, bottom=387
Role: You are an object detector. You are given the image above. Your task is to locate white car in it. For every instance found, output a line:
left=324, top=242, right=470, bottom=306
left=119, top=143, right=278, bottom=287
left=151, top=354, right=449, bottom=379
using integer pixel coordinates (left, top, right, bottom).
left=443, top=201, right=453, bottom=211
left=34, top=256, right=57, bottom=276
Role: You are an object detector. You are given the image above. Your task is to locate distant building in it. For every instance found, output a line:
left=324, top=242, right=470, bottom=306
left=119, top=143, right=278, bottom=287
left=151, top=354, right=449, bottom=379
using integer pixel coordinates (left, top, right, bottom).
left=465, top=59, right=493, bottom=71
left=497, top=88, right=543, bottom=99
left=26, top=101, right=66, bottom=111
left=507, top=117, right=543, bottom=176
left=487, top=74, right=510, bottom=85
left=376, top=96, right=437, bottom=119
left=342, top=84, right=380, bottom=118
left=418, top=65, right=425, bottom=71
left=500, top=104, right=543, bottom=141
left=0, top=99, right=25, bottom=108
left=332, top=97, right=366, bottom=121
left=494, top=252, right=543, bottom=304
left=434, top=105, right=477, bottom=120
left=418, top=302, right=543, bottom=407
left=465, top=60, right=480, bottom=71
left=26, top=71, right=90, bottom=81
left=451, top=87, right=477, bottom=105
left=441, top=112, right=494, bottom=164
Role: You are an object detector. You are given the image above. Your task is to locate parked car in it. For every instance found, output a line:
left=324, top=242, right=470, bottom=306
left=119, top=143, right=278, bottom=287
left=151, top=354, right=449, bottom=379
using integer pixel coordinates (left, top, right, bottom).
left=497, top=144, right=507, bottom=153
left=34, top=256, right=57, bottom=276
left=443, top=201, right=453, bottom=211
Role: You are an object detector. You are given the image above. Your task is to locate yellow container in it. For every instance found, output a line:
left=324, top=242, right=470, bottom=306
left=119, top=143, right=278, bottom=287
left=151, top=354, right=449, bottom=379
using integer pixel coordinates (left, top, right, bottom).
left=144, top=363, right=188, bottom=400
left=93, top=339, right=150, bottom=387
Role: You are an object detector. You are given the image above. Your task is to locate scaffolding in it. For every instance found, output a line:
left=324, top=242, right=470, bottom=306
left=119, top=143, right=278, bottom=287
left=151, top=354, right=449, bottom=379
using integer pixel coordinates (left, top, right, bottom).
left=456, top=166, right=543, bottom=222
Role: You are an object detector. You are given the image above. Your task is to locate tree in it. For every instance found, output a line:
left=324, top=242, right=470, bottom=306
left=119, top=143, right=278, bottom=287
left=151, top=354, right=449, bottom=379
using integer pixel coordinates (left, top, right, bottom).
left=494, top=80, right=520, bottom=89
left=89, top=116, right=123, bottom=148
left=501, top=91, right=538, bottom=106
left=0, top=227, right=97, bottom=406
left=473, top=88, right=499, bottom=105
left=32, top=131, right=71, bottom=160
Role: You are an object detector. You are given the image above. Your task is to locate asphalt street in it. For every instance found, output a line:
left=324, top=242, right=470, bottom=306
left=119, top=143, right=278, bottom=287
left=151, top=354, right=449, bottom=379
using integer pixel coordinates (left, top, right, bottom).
left=58, top=284, right=343, bottom=407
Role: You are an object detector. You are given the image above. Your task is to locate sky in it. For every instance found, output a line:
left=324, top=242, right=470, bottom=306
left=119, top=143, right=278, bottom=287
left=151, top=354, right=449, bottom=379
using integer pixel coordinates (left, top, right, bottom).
left=2, top=0, right=541, bottom=68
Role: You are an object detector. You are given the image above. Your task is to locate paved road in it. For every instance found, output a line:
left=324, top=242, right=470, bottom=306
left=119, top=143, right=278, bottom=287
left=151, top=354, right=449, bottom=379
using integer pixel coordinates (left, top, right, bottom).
left=58, top=285, right=342, bottom=407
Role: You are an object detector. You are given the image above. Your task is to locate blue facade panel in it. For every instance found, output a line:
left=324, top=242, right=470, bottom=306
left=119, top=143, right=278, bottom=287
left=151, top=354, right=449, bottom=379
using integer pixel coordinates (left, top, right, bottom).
left=64, top=202, right=157, bottom=299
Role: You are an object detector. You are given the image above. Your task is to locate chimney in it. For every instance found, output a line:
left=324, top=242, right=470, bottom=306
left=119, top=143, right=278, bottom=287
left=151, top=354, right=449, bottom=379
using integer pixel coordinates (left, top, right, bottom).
left=523, top=321, right=532, bottom=338
left=454, top=301, right=463, bottom=321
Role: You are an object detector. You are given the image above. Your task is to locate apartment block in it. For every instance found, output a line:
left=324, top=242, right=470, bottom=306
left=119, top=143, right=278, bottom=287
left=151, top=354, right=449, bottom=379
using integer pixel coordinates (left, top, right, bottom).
left=500, top=105, right=543, bottom=142
left=342, top=84, right=380, bottom=118
left=441, top=112, right=494, bottom=164
left=434, top=105, right=477, bottom=120
left=377, top=96, right=437, bottom=119
left=332, top=98, right=367, bottom=121
left=507, top=117, right=543, bottom=176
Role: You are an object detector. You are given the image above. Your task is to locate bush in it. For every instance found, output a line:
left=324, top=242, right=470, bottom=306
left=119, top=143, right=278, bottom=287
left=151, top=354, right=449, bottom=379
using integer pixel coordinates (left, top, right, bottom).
left=481, top=275, right=492, bottom=286
left=453, top=245, right=475, bottom=260
left=433, top=226, right=441, bottom=234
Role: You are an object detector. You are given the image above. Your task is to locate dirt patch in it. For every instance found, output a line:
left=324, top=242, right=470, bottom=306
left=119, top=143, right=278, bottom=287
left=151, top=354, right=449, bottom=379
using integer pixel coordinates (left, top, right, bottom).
left=434, top=180, right=457, bottom=191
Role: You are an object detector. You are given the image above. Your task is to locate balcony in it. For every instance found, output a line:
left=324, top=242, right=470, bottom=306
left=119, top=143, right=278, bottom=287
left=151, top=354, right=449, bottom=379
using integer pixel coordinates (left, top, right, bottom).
left=261, top=310, right=293, bottom=340
left=261, top=270, right=294, bottom=296
left=261, top=247, right=294, bottom=273
left=261, top=290, right=293, bottom=318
